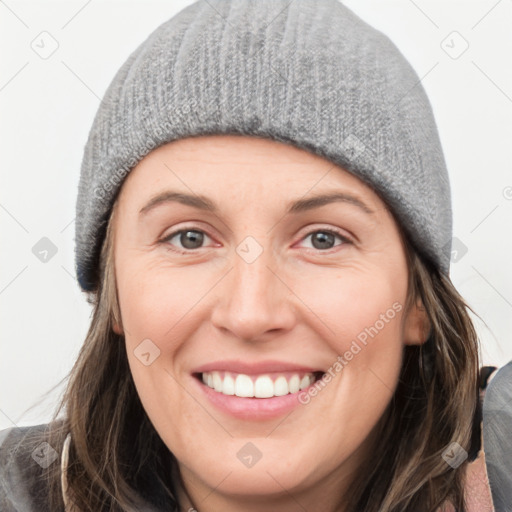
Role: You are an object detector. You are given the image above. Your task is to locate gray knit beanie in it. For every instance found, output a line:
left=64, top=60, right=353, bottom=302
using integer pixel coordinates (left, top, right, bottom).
left=75, top=0, right=452, bottom=293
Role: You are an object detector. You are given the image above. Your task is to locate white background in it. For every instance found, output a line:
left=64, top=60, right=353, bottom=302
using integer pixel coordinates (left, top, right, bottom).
left=1, top=0, right=511, bottom=429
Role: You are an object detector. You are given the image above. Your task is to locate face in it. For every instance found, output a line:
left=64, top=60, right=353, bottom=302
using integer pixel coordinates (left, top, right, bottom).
left=112, top=134, right=429, bottom=509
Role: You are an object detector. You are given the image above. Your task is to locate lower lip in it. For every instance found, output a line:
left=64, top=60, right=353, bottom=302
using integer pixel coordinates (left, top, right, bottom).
left=191, top=375, right=317, bottom=420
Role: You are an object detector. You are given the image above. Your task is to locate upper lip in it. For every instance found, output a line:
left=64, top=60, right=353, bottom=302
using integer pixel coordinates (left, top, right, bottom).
left=192, top=360, right=324, bottom=375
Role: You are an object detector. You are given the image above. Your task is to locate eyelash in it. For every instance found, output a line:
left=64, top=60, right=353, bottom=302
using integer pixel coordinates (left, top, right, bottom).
left=159, top=226, right=352, bottom=255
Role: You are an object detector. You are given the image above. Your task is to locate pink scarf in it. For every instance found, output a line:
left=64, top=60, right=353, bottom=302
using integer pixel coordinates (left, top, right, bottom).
left=439, top=449, right=495, bottom=512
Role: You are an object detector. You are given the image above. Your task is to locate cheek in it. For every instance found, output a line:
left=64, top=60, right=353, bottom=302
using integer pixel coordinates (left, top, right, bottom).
left=117, top=262, right=207, bottom=443
left=115, top=259, right=189, bottom=398
left=116, top=259, right=219, bottom=422
left=294, top=268, right=406, bottom=428
left=295, top=267, right=406, bottom=353
left=116, top=257, right=212, bottom=345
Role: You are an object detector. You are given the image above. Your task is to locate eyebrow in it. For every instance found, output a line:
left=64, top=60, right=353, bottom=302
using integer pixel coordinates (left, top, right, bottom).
left=138, top=190, right=375, bottom=217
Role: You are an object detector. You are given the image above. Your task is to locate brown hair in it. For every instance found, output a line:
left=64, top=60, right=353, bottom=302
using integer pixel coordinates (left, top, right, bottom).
left=42, top=197, right=481, bottom=512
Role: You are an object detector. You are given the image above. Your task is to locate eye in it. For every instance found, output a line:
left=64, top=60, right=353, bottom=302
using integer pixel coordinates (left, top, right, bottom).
left=298, top=229, right=351, bottom=251
left=160, top=228, right=214, bottom=253
left=160, top=227, right=351, bottom=254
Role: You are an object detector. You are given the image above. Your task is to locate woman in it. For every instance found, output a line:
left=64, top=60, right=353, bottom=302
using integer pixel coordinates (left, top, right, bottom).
left=0, top=0, right=501, bottom=510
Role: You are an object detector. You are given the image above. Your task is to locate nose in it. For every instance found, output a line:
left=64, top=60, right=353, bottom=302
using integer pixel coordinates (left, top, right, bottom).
left=210, top=241, right=296, bottom=343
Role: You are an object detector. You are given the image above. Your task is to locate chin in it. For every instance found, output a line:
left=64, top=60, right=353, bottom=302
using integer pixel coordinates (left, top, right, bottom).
left=201, top=465, right=310, bottom=496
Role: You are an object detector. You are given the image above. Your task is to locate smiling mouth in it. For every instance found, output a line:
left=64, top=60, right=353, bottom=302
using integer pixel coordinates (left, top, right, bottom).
left=193, top=370, right=325, bottom=398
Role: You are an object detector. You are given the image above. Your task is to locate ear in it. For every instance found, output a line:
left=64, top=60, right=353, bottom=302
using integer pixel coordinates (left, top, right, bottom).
left=112, top=319, right=124, bottom=336
left=403, top=299, right=431, bottom=346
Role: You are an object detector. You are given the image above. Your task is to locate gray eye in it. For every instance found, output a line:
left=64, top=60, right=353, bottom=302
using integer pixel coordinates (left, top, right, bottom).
left=178, top=230, right=205, bottom=249
left=309, top=231, right=337, bottom=250
left=301, top=230, right=349, bottom=251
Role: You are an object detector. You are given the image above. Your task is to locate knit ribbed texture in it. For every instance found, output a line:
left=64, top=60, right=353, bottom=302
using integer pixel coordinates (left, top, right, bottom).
left=75, top=0, right=452, bottom=292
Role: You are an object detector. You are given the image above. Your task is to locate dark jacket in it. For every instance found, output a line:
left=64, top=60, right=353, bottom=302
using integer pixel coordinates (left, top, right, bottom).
left=482, top=360, right=512, bottom=511
left=0, top=420, right=64, bottom=512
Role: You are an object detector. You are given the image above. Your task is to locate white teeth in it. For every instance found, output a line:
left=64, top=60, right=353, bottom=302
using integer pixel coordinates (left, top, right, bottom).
left=299, top=375, right=311, bottom=390
left=274, top=376, right=289, bottom=396
left=200, top=371, right=317, bottom=398
left=223, top=374, right=235, bottom=395
left=254, top=376, right=274, bottom=398
left=235, top=374, right=254, bottom=397
left=212, top=371, right=223, bottom=392
left=288, top=375, right=300, bottom=394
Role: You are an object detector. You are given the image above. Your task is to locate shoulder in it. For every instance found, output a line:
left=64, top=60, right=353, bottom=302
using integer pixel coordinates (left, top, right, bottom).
left=0, top=419, right=66, bottom=512
left=482, top=360, right=512, bottom=512
left=483, top=360, right=512, bottom=410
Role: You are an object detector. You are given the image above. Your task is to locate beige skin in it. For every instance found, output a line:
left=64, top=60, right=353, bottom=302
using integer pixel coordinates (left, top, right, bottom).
left=112, top=134, right=430, bottom=512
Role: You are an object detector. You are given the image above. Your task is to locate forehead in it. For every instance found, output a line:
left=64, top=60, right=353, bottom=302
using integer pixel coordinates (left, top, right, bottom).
left=116, top=134, right=387, bottom=214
